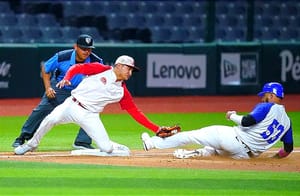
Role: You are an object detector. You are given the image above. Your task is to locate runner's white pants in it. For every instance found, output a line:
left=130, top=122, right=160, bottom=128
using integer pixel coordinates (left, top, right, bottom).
left=27, top=97, right=113, bottom=152
left=150, top=125, right=251, bottom=159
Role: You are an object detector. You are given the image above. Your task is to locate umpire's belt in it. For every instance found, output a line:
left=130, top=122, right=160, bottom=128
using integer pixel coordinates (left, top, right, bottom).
left=235, top=136, right=254, bottom=157
left=72, top=97, right=87, bottom=110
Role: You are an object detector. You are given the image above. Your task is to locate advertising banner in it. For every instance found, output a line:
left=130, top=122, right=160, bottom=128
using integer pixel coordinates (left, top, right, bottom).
left=217, top=43, right=261, bottom=94
left=261, top=43, right=300, bottom=93
left=147, top=54, right=206, bottom=88
left=0, top=45, right=40, bottom=98
left=221, top=52, right=258, bottom=85
left=1, top=43, right=299, bottom=98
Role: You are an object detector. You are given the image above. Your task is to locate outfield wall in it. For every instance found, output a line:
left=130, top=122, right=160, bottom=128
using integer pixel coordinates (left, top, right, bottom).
left=0, top=42, right=299, bottom=98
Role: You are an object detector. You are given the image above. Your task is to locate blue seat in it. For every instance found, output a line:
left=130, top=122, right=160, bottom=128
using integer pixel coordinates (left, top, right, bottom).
left=150, top=26, right=171, bottom=43
left=280, top=2, right=298, bottom=16
left=215, top=1, right=248, bottom=24
left=192, top=1, right=208, bottom=14
left=106, top=13, right=128, bottom=30
left=40, top=27, right=63, bottom=43
left=120, top=1, right=139, bottom=13
left=254, top=2, right=280, bottom=16
left=0, top=13, right=18, bottom=26
left=279, top=27, right=299, bottom=42
left=263, top=3, right=281, bottom=16
left=164, top=14, right=184, bottom=27
left=21, top=27, right=42, bottom=43
left=183, top=14, right=207, bottom=28
left=168, top=2, right=208, bottom=15
left=16, top=13, right=38, bottom=27
left=253, top=27, right=280, bottom=41
left=169, top=26, right=189, bottom=43
left=0, top=26, right=24, bottom=43
left=0, top=1, right=12, bottom=13
left=254, top=15, right=274, bottom=28
left=228, top=1, right=247, bottom=15
left=101, top=1, right=121, bottom=13
left=215, top=28, right=227, bottom=42
left=157, top=2, right=176, bottom=14
left=138, top=1, right=158, bottom=14
left=272, top=15, right=290, bottom=29
left=215, top=13, right=246, bottom=42
left=288, top=16, right=300, bottom=28
left=80, top=1, right=104, bottom=17
left=174, top=2, right=194, bottom=14
left=80, top=27, right=103, bottom=42
left=63, top=1, right=83, bottom=17
left=127, top=13, right=146, bottom=29
left=227, top=27, right=247, bottom=42
left=215, top=26, right=247, bottom=42
left=215, top=1, right=229, bottom=14
left=145, top=13, right=165, bottom=27
left=61, top=26, right=81, bottom=43
left=187, top=26, right=206, bottom=43
left=36, top=13, right=59, bottom=27
left=216, top=14, right=239, bottom=27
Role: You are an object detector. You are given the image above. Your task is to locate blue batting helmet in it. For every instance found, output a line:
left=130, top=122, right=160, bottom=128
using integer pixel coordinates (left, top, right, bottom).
left=258, top=82, right=284, bottom=98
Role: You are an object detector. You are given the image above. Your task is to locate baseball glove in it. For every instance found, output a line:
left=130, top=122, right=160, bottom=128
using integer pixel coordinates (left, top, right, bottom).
left=156, top=125, right=181, bottom=138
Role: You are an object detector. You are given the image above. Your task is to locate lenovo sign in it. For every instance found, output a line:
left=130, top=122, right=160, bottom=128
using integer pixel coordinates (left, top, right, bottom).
left=147, top=54, right=206, bottom=88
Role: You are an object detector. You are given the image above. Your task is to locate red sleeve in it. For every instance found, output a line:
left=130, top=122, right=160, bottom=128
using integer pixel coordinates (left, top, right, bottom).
left=64, top=62, right=111, bottom=80
left=119, top=83, right=160, bottom=133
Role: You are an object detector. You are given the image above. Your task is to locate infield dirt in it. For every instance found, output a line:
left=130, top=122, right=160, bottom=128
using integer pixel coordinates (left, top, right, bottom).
left=1, top=95, right=299, bottom=172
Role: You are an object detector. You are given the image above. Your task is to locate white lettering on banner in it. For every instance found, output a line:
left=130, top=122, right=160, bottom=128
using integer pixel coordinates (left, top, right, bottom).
left=221, top=53, right=240, bottom=85
left=0, top=61, right=11, bottom=89
left=280, top=50, right=300, bottom=81
left=153, top=63, right=201, bottom=79
left=147, top=54, right=206, bottom=88
left=0, top=62, right=11, bottom=77
left=0, top=81, right=8, bottom=88
left=241, top=59, right=256, bottom=79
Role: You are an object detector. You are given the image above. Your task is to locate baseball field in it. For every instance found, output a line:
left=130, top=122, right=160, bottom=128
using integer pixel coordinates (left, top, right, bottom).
left=0, top=95, right=300, bottom=195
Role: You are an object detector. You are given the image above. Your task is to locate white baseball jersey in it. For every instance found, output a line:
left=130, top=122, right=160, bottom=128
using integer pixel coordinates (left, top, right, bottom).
left=72, top=69, right=124, bottom=113
left=236, top=103, right=292, bottom=153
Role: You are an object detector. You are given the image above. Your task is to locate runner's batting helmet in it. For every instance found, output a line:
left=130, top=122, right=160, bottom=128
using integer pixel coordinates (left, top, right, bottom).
left=258, top=82, right=284, bottom=98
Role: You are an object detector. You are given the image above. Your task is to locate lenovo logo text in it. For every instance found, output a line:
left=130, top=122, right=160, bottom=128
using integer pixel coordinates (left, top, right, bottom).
left=152, top=62, right=201, bottom=79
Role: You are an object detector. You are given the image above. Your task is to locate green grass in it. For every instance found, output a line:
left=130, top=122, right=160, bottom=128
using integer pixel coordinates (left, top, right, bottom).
left=0, top=112, right=300, bottom=195
left=1, top=161, right=300, bottom=195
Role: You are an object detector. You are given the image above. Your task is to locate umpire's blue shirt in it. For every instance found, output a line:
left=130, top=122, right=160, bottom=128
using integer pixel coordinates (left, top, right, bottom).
left=44, top=49, right=103, bottom=90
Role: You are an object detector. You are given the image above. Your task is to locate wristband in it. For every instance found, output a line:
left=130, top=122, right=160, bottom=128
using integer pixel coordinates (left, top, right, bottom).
left=229, top=113, right=243, bottom=125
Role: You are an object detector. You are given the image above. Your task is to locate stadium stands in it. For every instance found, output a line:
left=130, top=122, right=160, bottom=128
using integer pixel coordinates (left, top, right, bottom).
left=0, top=0, right=299, bottom=43
left=0, top=1, right=12, bottom=13
left=21, top=26, right=43, bottom=43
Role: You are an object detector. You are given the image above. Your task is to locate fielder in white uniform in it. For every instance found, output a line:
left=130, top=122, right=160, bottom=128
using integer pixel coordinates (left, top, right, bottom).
left=142, top=82, right=294, bottom=159
left=15, top=55, right=162, bottom=156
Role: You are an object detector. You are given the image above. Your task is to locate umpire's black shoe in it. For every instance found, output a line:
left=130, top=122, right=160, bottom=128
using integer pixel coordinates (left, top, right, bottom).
left=73, top=142, right=94, bottom=150
left=12, top=137, right=25, bottom=148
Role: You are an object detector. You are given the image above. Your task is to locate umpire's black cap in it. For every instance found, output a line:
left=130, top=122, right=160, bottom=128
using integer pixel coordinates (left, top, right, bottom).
left=76, top=34, right=95, bottom=49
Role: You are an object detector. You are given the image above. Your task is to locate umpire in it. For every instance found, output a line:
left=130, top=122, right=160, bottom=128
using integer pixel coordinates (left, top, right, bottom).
left=12, top=34, right=102, bottom=150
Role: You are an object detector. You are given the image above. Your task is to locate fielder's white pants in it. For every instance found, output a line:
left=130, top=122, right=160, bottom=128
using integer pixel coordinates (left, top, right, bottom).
left=27, top=97, right=113, bottom=152
left=150, top=125, right=251, bottom=159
